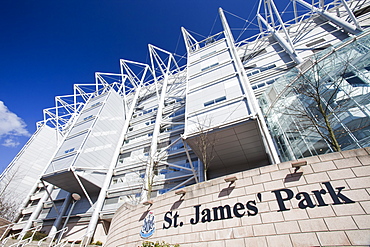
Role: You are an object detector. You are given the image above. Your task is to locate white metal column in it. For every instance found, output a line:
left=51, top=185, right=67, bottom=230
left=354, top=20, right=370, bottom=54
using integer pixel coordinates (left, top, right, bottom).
left=20, top=184, right=54, bottom=239
left=219, top=8, right=280, bottom=164
left=83, top=65, right=147, bottom=245
left=143, top=45, right=179, bottom=201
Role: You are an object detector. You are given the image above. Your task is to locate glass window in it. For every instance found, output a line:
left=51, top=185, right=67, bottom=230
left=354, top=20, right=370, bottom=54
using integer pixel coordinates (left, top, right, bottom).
left=200, top=50, right=217, bottom=59
left=65, top=148, right=75, bottom=154
left=215, top=96, right=226, bottom=103
left=204, top=96, right=226, bottom=107
left=201, top=62, right=219, bottom=72
left=120, top=152, right=131, bottom=158
left=91, top=102, right=101, bottom=107
left=83, top=115, right=94, bottom=121
left=266, top=79, right=275, bottom=85
left=22, top=213, right=32, bottom=221
left=170, top=108, right=185, bottom=117
left=204, top=100, right=214, bottom=107
left=343, top=71, right=368, bottom=87
left=105, top=197, right=119, bottom=205
left=346, top=76, right=367, bottom=87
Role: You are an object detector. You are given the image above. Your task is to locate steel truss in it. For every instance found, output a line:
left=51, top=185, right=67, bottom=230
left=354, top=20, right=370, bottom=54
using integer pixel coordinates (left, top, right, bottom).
left=107, top=45, right=200, bottom=205
left=235, top=0, right=363, bottom=67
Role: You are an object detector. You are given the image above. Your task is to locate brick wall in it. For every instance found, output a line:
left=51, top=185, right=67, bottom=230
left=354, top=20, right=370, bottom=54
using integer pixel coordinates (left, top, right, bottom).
left=0, top=217, right=11, bottom=239
left=105, top=148, right=370, bottom=247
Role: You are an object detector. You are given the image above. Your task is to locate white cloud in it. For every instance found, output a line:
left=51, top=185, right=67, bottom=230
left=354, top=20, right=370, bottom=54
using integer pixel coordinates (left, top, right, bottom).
left=2, top=138, right=20, bottom=147
left=0, top=101, right=31, bottom=147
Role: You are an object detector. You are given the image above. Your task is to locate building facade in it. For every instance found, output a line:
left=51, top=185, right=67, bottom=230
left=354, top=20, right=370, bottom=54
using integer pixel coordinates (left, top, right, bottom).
left=0, top=0, right=369, bottom=245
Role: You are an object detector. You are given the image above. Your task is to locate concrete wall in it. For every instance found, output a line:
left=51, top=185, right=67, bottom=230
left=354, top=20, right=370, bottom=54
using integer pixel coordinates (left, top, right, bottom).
left=105, top=148, right=370, bottom=247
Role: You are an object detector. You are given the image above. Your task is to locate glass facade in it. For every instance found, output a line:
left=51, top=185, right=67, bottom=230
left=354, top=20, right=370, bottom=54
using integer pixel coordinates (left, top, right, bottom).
left=261, top=31, right=370, bottom=161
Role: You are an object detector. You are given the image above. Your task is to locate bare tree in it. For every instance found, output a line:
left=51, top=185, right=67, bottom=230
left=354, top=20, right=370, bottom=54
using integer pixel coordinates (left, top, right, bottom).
left=279, top=51, right=370, bottom=154
left=194, top=116, right=218, bottom=181
left=0, top=167, right=22, bottom=221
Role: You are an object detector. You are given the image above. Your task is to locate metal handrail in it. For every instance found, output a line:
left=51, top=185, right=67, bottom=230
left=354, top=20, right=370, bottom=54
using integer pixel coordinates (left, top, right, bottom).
left=37, top=227, right=68, bottom=247
left=53, top=238, right=69, bottom=247
left=3, top=225, right=42, bottom=247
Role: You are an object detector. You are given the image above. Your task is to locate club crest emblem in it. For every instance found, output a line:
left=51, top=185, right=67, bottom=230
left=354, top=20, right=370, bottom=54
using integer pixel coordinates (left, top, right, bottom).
left=140, top=211, right=155, bottom=238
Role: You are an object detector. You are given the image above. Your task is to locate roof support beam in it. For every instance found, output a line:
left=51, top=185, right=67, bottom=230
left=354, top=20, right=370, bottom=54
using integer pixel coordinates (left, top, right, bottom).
left=257, top=0, right=303, bottom=64
left=181, top=27, right=200, bottom=53
left=340, top=0, right=362, bottom=30
left=258, top=14, right=303, bottom=64
left=294, top=0, right=362, bottom=34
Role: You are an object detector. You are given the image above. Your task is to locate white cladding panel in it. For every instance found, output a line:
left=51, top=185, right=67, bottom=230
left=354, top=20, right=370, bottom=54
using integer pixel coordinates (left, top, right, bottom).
left=187, top=77, right=243, bottom=113
left=188, top=39, right=228, bottom=64
left=188, top=63, right=235, bottom=89
left=68, top=90, right=125, bottom=187
left=44, top=90, right=125, bottom=185
left=67, top=118, right=95, bottom=137
left=186, top=101, right=249, bottom=132
left=77, top=90, right=125, bottom=169
left=45, top=94, right=110, bottom=174
left=185, top=38, right=251, bottom=135
left=47, top=155, right=75, bottom=173
left=0, top=125, right=60, bottom=210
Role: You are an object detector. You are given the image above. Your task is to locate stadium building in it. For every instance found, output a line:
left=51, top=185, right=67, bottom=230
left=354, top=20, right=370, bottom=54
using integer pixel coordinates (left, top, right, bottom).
left=1, top=0, right=369, bottom=246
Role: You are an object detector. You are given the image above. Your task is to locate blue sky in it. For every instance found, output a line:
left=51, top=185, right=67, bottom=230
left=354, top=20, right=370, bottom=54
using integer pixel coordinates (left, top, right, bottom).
left=0, top=0, right=296, bottom=172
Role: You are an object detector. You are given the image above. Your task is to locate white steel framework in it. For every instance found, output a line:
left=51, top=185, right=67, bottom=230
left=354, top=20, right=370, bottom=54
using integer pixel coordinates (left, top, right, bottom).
left=1, top=0, right=368, bottom=246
